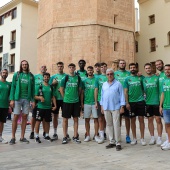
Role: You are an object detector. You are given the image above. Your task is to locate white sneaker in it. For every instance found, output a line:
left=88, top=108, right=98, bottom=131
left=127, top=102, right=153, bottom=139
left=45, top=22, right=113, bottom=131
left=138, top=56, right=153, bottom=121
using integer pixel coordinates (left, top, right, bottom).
left=161, top=140, right=168, bottom=147
left=98, top=137, right=104, bottom=144
left=94, top=136, right=100, bottom=142
left=84, top=136, right=91, bottom=142
left=0, top=138, right=8, bottom=144
left=131, top=139, right=137, bottom=145
left=156, top=137, right=162, bottom=146
left=141, top=139, right=147, bottom=146
left=149, top=138, right=156, bottom=145
left=161, top=142, right=170, bottom=151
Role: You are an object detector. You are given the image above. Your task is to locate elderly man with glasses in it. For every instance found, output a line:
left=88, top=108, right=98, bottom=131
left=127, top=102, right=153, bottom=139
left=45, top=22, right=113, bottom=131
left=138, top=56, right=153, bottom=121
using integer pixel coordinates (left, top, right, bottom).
left=100, top=68, right=125, bottom=151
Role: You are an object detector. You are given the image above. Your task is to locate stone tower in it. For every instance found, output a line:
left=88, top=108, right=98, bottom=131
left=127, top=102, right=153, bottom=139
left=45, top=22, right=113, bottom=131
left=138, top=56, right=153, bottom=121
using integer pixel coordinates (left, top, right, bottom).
left=37, top=0, right=135, bottom=73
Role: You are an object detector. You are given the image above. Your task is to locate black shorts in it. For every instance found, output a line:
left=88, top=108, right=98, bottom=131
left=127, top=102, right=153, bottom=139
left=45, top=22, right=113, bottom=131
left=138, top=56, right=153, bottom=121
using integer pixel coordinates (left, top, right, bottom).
left=145, top=105, right=160, bottom=117
left=129, top=101, right=145, bottom=117
left=97, top=101, right=104, bottom=117
left=36, top=108, right=52, bottom=122
left=62, top=102, right=80, bottom=118
left=52, top=100, right=63, bottom=114
left=32, top=106, right=37, bottom=118
left=121, top=107, right=129, bottom=117
left=0, top=108, right=8, bottom=123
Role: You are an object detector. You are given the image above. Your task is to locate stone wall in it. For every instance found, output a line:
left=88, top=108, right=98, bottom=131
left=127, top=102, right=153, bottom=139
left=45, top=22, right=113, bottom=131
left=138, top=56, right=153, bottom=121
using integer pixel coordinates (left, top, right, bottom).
left=37, top=0, right=135, bottom=74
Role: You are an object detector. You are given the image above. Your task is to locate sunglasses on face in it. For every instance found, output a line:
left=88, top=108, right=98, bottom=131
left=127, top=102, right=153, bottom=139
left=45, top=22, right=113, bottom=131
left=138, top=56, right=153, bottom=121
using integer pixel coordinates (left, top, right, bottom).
left=106, top=73, right=113, bottom=76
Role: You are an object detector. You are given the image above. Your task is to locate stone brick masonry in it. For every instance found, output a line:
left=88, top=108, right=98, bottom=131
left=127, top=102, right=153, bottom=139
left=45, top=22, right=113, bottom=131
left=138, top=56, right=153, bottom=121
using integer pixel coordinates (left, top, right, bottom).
left=37, top=0, right=135, bottom=73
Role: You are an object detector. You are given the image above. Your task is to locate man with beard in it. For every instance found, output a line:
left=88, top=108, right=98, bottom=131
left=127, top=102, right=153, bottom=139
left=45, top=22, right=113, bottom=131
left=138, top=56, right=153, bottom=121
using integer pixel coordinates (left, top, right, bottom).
left=50, top=62, right=67, bottom=140
left=160, top=64, right=170, bottom=150
left=30, top=65, right=47, bottom=139
left=34, top=72, right=56, bottom=143
left=9, top=60, right=35, bottom=145
left=114, top=59, right=131, bottom=143
left=95, top=62, right=107, bottom=144
left=155, top=59, right=169, bottom=147
left=155, top=60, right=166, bottom=98
left=0, top=69, right=11, bottom=144
left=124, top=63, right=146, bottom=146
left=81, top=66, right=99, bottom=142
left=143, top=63, right=163, bottom=146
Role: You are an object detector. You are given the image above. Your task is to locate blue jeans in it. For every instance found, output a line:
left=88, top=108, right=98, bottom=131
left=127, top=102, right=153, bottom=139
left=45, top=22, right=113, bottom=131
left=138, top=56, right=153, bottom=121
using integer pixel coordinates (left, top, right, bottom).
left=13, top=99, right=30, bottom=115
left=163, top=109, right=170, bottom=124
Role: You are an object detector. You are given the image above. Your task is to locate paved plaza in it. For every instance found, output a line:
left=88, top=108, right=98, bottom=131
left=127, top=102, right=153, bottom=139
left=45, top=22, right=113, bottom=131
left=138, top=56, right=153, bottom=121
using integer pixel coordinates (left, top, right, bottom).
left=0, top=114, right=170, bottom=170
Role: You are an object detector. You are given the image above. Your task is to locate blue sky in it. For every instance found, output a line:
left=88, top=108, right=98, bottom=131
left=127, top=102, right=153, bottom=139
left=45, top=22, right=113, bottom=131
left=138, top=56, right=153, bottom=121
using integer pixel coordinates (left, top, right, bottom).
left=0, top=0, right=139, bottom=8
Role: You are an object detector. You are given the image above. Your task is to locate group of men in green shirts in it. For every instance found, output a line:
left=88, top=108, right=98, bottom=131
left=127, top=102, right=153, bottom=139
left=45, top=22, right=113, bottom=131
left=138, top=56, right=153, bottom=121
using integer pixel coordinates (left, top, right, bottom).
left=115, top=59, right=170, bottom=150
left=1, top=59, right=170, bottom=151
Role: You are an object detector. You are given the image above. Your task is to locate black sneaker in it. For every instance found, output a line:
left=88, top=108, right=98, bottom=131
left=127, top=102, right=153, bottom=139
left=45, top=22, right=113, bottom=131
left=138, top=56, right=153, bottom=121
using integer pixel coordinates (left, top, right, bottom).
left=9, top=138, right=16, bottom=145
left=62, top=137, right=68, bottom=144
left=20, top=138, right=29, bottom=144
left=29, top=132, right=34, bottom=139
left=116, top=144, right=122, bottom=151
left=43, top=132, right=46, bottom=139
left=66, top=134, right=71, bottom=141
left=35, top=137, right=41, bottom=143
left=104, top=133, right=107, bottom=140
left=44, top=136, right=51, bottom=141
left=106, top=143, right=116, bottom=149
left=72, top=136, right=81, bottom=144
left=53, top=134, right=58, bottom=140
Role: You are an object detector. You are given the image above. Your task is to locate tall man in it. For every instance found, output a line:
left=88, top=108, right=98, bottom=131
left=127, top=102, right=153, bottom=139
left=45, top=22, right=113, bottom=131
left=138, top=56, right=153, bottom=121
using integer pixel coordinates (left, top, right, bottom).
left=60, top=63, right=82, bottom=144
left=9, top=60, right=35, bottom=145
left=124, top=63, right=146, bottom=146
left=101, top=69, right=125, bottom=151
left=50, top=62, right=66, bottom=140
left=155, top=59, right=168, bottom=147
left=160, top=64, right=170, bottom=150
left=114, top=59, right=131, bottom=143
left=95, top=62, right=107, bottom=144
left=30, top=65, right=47, bottom=139
left=81, top=66, right=99, bottom=142
left=76, top=59, right=87, bottom=81
left=143, top=63, right=163, bottom=145
left=0, top=69, right=11, bottom=144
left=34, top=72, right=56, bottom=143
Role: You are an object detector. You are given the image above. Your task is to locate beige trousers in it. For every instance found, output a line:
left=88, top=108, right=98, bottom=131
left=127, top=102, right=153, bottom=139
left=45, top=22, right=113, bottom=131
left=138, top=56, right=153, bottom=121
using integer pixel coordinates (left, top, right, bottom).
left=104, top=110, right=121, bottom=143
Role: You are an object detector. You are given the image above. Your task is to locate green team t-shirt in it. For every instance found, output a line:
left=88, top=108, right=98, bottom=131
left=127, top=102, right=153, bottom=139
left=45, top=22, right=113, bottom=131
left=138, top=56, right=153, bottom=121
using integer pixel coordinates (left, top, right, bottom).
left=114, top=70, right=131, bottom=86
left=82, top=77, right=96, bottom=105
left=162, top=78, right=170, bottom=109
left=34, top=74, right=43, bottom=86
left=124, top=75, right=144, bottom=102
left=159, top=71, right=166, bottom=98
left=94, top=73, right=101, bottom=79
left=35, top=84, right=53, bottom=109
left=0, top=81, right=11, bottom=108
left=60, top=75, right=82, bottom=103
left=76, top=70, right=87, bottom=81
left=49, top=73, right=66, bottom=100
left=20, top=73, right=29, bottom=99
left=95, top=74, right=108, bottom=102
left=143, top=75, right=159, bottom=105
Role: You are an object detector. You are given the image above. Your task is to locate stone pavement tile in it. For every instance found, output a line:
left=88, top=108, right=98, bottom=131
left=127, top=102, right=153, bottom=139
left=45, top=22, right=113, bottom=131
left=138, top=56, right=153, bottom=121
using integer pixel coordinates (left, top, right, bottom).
left=0, top=119, right=170, bottom=170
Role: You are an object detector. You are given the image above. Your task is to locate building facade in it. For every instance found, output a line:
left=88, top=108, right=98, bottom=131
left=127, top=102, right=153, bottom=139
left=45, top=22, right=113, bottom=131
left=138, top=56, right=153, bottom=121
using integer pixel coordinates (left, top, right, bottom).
left=0, top=0, right=38, bottom=81
left=37, top=0, right=135, bottom=74
left=136, top=0, right=170, bottom=73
